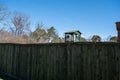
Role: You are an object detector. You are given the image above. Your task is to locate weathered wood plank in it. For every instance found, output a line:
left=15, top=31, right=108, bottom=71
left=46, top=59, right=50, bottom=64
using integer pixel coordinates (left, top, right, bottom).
left=0, top=43, right=120, bottom=80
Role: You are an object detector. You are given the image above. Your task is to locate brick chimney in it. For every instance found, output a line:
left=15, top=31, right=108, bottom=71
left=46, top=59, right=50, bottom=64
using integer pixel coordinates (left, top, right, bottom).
left=116, top=22, right=120, bottom=42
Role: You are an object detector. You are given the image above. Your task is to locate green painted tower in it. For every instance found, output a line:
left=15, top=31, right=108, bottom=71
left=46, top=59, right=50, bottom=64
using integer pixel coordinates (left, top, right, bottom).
left=65, top=30, right=81, bottom=42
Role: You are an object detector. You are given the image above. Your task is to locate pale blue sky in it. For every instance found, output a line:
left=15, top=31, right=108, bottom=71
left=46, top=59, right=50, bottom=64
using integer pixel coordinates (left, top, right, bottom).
left=0, top=0, right=120, bottom=39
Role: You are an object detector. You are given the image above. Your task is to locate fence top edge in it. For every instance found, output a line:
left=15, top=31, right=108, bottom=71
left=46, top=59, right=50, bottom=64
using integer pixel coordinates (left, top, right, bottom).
left=0, top=42, right=119, bottom=45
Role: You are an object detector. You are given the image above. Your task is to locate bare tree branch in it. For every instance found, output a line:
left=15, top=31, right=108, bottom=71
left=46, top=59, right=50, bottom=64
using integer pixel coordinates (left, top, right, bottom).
left=0, top=4, right=8, bottom=22
left=11, top=12, right=30, bottom=36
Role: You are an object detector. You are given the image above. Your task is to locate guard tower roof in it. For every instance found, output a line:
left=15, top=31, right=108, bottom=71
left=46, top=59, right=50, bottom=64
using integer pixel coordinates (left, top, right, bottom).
left=65, top=30, right=81, bottom=35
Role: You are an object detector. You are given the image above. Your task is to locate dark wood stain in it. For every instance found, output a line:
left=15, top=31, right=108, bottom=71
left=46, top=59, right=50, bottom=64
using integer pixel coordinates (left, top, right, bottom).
left=0, top=42, right=120, bottom=80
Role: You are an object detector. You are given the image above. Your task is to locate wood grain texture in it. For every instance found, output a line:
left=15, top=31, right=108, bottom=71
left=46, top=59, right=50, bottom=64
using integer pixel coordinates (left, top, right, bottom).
left=0, top=42, right=120, bottom=80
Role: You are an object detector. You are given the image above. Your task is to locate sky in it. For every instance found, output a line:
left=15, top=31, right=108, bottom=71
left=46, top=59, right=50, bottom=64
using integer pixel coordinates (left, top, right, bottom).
left=0, top=0, right=120, bottom=39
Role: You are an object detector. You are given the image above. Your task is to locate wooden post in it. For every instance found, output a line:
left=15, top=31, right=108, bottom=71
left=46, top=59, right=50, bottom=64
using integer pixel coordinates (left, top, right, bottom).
left=116, top=22, right=120, bottom=42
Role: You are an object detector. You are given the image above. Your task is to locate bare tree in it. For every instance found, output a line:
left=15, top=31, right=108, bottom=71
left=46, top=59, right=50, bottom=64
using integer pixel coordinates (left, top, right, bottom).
left=0, top=4, right=8, bottom=21
left=11, top=12, right=30, bottom=36
left=0, top=4, right=9, bottom=30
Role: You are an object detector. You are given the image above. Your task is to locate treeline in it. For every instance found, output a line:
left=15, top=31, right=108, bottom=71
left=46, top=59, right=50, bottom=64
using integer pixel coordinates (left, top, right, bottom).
left=0, top=4, right=64, bottom=43
left=0, top=4, right=117, bottom=43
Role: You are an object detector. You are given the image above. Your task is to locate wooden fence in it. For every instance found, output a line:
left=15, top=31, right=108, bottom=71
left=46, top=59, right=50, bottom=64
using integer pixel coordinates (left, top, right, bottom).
left=0, top=42, right=120, bottom=80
